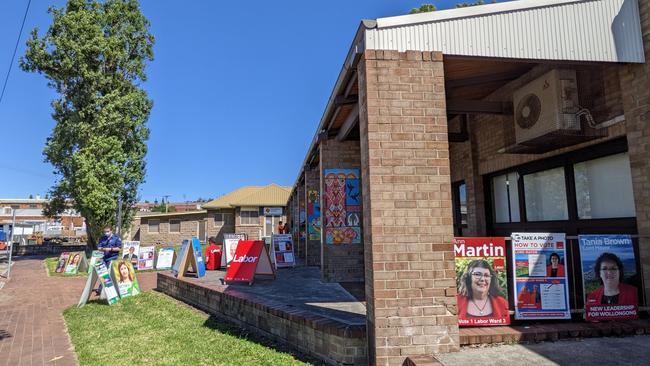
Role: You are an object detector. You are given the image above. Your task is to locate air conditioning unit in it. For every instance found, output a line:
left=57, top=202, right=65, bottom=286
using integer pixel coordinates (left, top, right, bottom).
left=512, top=69, right=580, bottom=145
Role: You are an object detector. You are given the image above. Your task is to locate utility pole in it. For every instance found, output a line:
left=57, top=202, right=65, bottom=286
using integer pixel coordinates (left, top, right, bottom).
left=162, top=195, right=171, bottom=213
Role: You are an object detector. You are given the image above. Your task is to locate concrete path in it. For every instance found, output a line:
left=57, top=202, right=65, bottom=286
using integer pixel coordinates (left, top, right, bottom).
left=436, top=335, right=650, bottom=366
left=0, top=256, right=157, bottom=366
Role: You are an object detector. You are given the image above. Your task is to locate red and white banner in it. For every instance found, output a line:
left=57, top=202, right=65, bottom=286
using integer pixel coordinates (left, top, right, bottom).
left=454, top=237, right=510, bottom=326
left=224, top=240, right=274, bottom=285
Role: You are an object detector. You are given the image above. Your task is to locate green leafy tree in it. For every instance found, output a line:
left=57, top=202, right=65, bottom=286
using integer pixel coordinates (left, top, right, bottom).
left=150, top=205, right=175, bottom=213
left=20, top=0, right=154, bottom=246
left=409, top=4, right=437, bottom=14
left=456, top=0, right=496, bottom=8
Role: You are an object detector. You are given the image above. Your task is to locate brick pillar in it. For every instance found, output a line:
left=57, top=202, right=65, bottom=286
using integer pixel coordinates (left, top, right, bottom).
left=358, top=50, right=459, bottom=365
left=297, top=183, right=306, bottom=261
left=620, top=0, right=650, bottom=305
left=319, top=138, right=364, bottom=282
left=305, top=167, right=322, bottom=266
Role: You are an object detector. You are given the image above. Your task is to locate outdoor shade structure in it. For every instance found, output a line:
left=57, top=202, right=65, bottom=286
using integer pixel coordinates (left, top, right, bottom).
left=283, top=0, right=650, bottom=364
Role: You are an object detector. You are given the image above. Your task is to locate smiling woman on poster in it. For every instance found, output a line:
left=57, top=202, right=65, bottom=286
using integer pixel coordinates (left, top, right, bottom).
left=114, top=260, right=140, bottom=297
left=457, top=260, right=509, bottom=323
left=546, top=252, right=565, bottom=277
left=586, top=252, right=637, bottom=306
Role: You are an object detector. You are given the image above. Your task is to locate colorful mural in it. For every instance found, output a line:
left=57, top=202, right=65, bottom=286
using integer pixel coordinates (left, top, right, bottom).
left=324, top=169, right=362, bottom=244
left=307, top=189, right=321, bottom=241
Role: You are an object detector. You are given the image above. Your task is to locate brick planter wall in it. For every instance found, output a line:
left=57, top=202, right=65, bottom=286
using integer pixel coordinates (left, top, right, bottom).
left=157, top=273, right=367, bottom=365
left=12, top=244, right=87, bottom=256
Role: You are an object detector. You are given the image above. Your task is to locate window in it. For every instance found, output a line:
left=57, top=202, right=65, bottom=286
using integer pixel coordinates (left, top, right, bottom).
left=213, top=213, right=224, bottom=225
left=2, top=207, right=11, bottom=215
left=574, top=152, right=636, bottom=219
left=29, top=204, right=37, bottom=209
left=492, top=173, right=520, bottom=223
left=240, top=208, right=259, bottom=225
left=452, top=181, right=468, bottom=235
left=169, top=219, right=180, bottom=233
left=148, top=219, right=159, bottom=233
left=524, top=167, right=568, bottom=221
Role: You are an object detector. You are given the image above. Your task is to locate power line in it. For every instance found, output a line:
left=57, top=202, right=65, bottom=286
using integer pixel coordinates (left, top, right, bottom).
left=0, top=0, right=32, bottom=107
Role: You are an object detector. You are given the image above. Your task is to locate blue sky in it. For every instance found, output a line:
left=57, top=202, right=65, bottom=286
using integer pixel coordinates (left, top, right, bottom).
left=0, top=0, right=510, bottom=202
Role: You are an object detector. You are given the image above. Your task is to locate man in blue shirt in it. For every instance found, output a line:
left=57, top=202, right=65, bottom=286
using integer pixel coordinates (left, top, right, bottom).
left=98, top=225, right=122, bottom=265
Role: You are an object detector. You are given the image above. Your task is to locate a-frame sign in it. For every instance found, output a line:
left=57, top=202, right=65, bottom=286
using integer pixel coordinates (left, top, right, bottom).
left=78, top=261, right=120, bottom=307
left=173, top=237, right=206, bottom=279
left=224, top=240, right=275, bottom=285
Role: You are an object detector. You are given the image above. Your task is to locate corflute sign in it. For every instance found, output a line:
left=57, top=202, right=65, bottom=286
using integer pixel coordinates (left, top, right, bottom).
left=224, top=240, right=275, bottom=285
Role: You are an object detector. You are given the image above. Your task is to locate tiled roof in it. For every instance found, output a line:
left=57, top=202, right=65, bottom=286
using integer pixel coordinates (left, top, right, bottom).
left=202, top=184, right=291, bottom=209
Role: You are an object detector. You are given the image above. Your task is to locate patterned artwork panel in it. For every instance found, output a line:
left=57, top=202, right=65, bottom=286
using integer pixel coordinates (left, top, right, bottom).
left=307, top=189, right=321, bottom=241
left=324, top=169, right=362, bottom=245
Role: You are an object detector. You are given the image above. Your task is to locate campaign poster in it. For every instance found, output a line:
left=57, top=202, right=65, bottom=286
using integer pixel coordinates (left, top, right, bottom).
left=88, top=250, right=104, bottom=273
left=272, top=234, right=295, bottom=268
left=137, top=246, right=155, bottom=270
left=122, top=240, right=140, bottom=267
left=95, top=261, right=120, bottom=305
left=511, top=233, right=571, bottom=320
left=111, top=259, right=140, bottom=298
left=55, top=252, right=70, bottom=273
left=156, top=247, right=175, bottom=270
left=454, top=237, right=509, bottom=326
left=64, top=252, right=84, bottom=275
left=579, top=235, right=638, bottom=321
left=224, top=233, right=247, bottom=267
left=224, top=240, right=274, bottom=285
left=172, top=241, right=189, bottom=276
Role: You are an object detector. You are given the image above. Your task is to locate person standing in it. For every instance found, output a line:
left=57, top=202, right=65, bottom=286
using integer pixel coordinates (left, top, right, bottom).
left=98, top=225, right=122, bottom=266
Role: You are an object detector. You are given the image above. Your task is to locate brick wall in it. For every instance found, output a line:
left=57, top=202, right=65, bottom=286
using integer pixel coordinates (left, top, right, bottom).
left=158, top=273, right=367, bottom=365
left=358, top=50, right=459, bottom=365
left=138, top=213, right=207, bottom=246
left=620, top=0, right=650, bottom=304
left=319, top=138, right=364, bottom=283
left=305, top=167, right=322, bottom=266
left=206, top=208, right=235, bottom=243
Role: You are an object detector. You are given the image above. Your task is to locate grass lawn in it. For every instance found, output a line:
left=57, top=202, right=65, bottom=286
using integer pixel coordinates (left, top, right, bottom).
left=63, top=291, right=313, bottom=366
left=44, top=257, right=87, bottom=277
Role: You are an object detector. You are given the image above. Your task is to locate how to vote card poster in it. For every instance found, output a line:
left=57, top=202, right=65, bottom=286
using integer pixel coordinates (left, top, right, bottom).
left=511, top=233, right=571, bottom=320
left=88, top=250, right=104, bottom=273
left=271, top=234, right=295, bottom=268
left=156, top=247, right=175, bottom=270
left=137, top=246, right=155, bottom=270
left=579, top=234, right=638, bottom=321
left=111, top=259, right=140, bottom=298
left=454, top=237, right=510, bottom=326
left=224, top=233, right=247, bottom=267
left=78, top=260, right=120, bottom=307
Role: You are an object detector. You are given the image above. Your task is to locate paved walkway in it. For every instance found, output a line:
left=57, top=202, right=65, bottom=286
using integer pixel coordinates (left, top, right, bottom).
left=436, top=335, right=650, bottom=365
left=0, top=256, right=157, bottom=366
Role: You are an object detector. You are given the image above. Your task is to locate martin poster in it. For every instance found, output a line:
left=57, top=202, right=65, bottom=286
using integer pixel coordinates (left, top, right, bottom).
left=454, top=237, right=510, bottom=326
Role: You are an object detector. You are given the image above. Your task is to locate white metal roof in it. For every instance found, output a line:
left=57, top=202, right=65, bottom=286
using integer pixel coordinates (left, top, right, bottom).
left=365, top=0, right=645, bottom=63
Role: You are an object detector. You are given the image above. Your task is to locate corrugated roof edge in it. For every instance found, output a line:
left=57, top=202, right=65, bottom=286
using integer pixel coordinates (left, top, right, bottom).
left=376, top=0, right=586, bottom=28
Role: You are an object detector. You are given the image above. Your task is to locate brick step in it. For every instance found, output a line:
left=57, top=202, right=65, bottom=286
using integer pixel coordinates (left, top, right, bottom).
left=460, top=319, right=650, bottom=345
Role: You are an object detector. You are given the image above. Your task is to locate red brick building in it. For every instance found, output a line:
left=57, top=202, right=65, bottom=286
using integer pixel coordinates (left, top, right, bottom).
left=285, top=0, right=650, bottom=364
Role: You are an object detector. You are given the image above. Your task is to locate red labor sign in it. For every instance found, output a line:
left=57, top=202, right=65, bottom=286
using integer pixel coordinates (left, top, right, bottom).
left=224, top=240, right=275, bottom=285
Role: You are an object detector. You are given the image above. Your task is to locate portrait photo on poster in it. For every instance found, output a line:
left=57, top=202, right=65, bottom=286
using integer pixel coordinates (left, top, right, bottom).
left=454, top=237, right=510, bottom=326
left=579, top=235, right=639, bottom=321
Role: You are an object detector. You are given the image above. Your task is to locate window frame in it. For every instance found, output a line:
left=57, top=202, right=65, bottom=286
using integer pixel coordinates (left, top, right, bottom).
left=485, top=138, right=637, bottom=235
left=169, top=219, right=181, bottom=233
left=147, top=219, right=160, bottom=234
left=239, top=207, right=259, bottom=226
left=451, top=180, right=468, bottom=236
